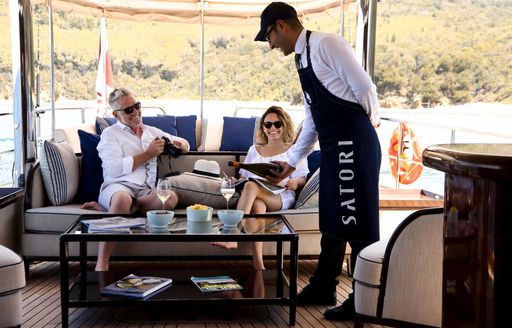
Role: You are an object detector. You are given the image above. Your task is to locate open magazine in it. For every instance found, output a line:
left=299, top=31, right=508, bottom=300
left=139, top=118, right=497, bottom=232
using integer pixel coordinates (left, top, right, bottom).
left=234, top=177, right=285, bottom=195
left=81, top=216, right=146, bottom=233
left=101, top=274, right=172, bottom=299
left=191, top=275, right=243, bottom=292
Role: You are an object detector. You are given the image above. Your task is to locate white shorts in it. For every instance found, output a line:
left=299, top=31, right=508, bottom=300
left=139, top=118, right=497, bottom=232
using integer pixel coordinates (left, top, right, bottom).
left=98, top=182, right=153, bottom=212
left=279, top=190, right=296, bottom=210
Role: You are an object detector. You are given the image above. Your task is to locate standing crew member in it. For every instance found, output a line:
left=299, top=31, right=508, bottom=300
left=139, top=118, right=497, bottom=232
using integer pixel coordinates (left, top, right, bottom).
left=254, top=2, right=381, bottom=321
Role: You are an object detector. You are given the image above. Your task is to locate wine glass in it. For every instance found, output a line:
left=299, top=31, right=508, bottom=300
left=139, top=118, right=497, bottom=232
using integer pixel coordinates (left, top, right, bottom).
left=156, top=179, right=172, bottom=211
left=220, top=177, right=235, bottom=210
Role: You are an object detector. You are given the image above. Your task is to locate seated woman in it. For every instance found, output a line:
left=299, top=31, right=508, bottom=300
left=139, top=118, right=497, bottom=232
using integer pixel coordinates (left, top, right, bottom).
left=213, top=106, right=308, bottom=270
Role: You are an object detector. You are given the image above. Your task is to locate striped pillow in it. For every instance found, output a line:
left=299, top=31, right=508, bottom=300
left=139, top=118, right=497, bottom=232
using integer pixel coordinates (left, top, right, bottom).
left=40, top=141, right=79, bottom=206
left=294, top=168, right=319, bottom=209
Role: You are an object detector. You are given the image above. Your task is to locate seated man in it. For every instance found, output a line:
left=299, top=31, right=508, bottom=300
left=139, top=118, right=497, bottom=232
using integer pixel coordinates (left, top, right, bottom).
left=93, top=87, right=189, bottom=271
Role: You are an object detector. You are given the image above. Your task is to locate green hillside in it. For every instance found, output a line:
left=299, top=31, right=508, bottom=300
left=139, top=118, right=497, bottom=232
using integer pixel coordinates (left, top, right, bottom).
left=0, top=0, right=510, bottom=106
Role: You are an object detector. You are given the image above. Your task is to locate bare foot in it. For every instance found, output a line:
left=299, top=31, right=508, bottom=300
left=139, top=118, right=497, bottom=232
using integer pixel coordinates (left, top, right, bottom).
left=211, top=241, right=238, bottom=249
left=81, top=201, right=103, bottom=211
left=253, top=259, right=265, bottom=270
left=95, top=263, right=109, bottom=271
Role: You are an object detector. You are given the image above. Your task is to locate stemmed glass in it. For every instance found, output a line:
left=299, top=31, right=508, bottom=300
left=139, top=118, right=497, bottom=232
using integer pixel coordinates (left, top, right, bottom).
left=156, top=179, right=172, bottom=211
left=220, top=177, right=236, bottom=210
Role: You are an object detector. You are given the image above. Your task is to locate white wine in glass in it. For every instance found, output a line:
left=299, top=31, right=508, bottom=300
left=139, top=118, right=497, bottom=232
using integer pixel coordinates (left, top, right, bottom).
left=156, top=179, right=172, bottom=210
left=220, top=178, right=235, bottom=210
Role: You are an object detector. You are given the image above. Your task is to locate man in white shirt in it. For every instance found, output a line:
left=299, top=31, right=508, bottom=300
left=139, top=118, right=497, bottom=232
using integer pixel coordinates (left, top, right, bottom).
left=94, top=87, right=190, bottom=271
left=255, top=2, right=382, bottom=321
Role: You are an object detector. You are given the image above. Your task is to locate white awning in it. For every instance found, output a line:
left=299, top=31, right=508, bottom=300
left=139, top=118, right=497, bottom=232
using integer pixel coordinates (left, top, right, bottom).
left=32, top=0, right=357, bottom=24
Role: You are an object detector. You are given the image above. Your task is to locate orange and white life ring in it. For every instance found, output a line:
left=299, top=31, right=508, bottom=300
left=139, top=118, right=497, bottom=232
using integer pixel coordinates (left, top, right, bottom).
left=388, top=123, right=423, bottom=184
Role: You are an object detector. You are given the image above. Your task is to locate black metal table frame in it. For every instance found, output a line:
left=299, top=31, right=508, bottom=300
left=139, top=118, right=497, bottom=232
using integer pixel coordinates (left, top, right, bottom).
left=59, top=214, right=298, bottom=327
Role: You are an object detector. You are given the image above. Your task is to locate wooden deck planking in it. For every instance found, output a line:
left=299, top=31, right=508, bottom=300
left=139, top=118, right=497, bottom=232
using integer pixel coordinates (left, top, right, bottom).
left=21, top=260, right=386, bottom=328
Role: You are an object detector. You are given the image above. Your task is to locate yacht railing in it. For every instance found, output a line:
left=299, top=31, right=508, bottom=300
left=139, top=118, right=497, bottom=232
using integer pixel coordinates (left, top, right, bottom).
left=379, top=113, right=512, bottom=192
left=2, top=105, right=511, bottom=191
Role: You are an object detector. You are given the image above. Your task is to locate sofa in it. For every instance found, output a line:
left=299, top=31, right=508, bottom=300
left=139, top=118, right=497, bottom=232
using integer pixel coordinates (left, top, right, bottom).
left=22, top=115, right=322, bottom=274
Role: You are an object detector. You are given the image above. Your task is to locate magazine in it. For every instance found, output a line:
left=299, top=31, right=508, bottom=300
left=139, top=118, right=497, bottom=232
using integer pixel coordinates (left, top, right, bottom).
left=234, top=177, right=285, bottom=195
left=101, top=274, right=172, bottom=299
left=82, top=216, right=146, bottom=233
left=191, top=275, right=243, bottom=292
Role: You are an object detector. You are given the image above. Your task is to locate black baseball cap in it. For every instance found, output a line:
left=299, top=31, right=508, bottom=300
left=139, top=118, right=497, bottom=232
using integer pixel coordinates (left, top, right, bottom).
left=254, top=2, right=297, bottom=42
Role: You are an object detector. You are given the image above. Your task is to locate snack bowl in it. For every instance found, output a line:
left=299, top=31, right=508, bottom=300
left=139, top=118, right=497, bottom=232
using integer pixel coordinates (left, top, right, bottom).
left=147, top=210, right=174, bottom=228
left=186, top=205, right=213, bottom=222
left=218, top=209, right=244, bottom=228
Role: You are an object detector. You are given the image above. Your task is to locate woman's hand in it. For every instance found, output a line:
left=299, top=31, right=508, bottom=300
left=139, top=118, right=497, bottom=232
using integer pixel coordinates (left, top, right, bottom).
left=284, top=178, right=298, bottom=191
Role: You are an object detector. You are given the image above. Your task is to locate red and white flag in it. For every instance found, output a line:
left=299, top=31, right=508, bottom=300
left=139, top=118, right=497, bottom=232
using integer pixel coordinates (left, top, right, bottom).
left=95, top=17, right=114, bottom=114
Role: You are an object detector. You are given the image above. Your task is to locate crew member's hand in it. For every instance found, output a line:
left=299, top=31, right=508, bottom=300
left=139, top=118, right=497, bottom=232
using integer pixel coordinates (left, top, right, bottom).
left=147, top=138, right=165, bottom=157
left=267, top=160, right=295, bottom=184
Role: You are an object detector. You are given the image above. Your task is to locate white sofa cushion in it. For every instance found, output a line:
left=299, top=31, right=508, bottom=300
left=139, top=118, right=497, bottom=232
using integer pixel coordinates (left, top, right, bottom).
left=40, top=141, right=79, bottom=206
left=354, top=238, right=388, bottom=286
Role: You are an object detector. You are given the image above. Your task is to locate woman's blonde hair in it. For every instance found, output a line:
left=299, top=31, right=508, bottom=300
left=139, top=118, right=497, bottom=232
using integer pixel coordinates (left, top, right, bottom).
left=256, top=106, right=295, bottom=145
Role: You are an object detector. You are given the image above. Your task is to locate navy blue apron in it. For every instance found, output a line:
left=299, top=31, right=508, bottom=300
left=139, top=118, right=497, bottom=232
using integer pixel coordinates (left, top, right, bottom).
left=296, top=31, right=381, bottom=242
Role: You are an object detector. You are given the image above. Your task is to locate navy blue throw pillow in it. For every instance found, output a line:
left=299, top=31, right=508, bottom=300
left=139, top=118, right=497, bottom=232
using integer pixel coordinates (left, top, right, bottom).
left=307, top=150, right=321, bottom=181
left=75, top=130, right=103, bottom=203
left=143, top=115, right=177, bottom=136
left=176, top=115, right=197, bottom=150
left=219, top=117, right=257, bottom=151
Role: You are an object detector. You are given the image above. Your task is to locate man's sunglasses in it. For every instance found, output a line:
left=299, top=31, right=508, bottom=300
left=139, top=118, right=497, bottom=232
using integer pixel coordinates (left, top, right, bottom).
left=114, top=102, right=141, bottom=115
left=262, top=121, right=283, bottom=129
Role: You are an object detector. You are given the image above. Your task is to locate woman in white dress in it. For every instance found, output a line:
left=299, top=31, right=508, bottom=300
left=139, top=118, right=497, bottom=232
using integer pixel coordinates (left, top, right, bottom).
left=213, top=106, right=309, bottom=270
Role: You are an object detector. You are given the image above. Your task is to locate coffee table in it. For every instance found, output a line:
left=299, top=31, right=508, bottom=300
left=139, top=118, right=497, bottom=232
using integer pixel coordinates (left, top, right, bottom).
left=59, top=213, right=298, bottom=327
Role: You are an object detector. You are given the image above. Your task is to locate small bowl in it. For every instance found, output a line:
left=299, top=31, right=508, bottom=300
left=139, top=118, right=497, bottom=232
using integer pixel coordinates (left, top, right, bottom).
left=147, top=210, right=174, bottom=228
left=187, top=206, right=213, bottom=222
left=218, top=210, right=244, bottom=228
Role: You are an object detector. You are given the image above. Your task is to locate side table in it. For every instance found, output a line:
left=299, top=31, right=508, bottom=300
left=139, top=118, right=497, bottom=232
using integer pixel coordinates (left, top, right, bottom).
left=423, top=143, right=512, bottom=327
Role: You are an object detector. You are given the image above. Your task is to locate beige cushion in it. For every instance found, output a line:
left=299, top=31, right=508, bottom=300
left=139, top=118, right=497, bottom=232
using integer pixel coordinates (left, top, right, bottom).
left=198, top=118, right=260, bottom=151
left=294, top=168, right=319, bottom=209
left=198, top=119, right=223, bottom=151
left=0, top=245, right=25, bottom=294
left=168, top=172, right=238, bottom=208
left=54, top=124, right=96, bottom=153
left=40, top=141, right=79, bottom=205
left=354, top=239, right=387, bottom=286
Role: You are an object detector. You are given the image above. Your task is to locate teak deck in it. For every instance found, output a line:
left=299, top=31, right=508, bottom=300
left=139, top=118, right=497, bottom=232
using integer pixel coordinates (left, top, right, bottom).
left=21, top=260, right=387, bottom=328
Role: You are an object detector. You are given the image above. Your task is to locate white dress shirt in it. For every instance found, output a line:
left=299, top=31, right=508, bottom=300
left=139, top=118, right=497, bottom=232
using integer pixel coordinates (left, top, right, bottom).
left=289, top=29, right=380, bottom=168
left=98, top=121, right=190, bottom=191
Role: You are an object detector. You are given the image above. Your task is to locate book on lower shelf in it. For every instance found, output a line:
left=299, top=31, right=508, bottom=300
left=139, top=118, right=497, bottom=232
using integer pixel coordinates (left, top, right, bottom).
left=101, top=274, right=173, bottom=299
left=191, top=275, right=243, bottom=292
left=82, top=216, right=146, bottom=233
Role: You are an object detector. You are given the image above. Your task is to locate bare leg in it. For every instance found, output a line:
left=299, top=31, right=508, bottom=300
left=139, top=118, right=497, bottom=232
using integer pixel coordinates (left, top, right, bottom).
left=212, top=182, right=281, bottom=269
left=95, top=192, right=132, bottom=271
left=137, top=190, right=178, bottom=213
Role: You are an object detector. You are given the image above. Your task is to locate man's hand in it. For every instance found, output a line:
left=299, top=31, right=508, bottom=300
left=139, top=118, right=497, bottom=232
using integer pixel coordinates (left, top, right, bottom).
left=147, top=138, right=165, bottom=158
left=267, top=160, right=295, bottom=184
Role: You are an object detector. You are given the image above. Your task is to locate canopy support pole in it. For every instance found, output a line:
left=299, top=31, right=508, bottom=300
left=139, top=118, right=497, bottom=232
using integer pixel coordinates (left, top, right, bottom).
left=199, top=0, right=205, bottom=122
left=49, top=0, right=55, bottom=141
